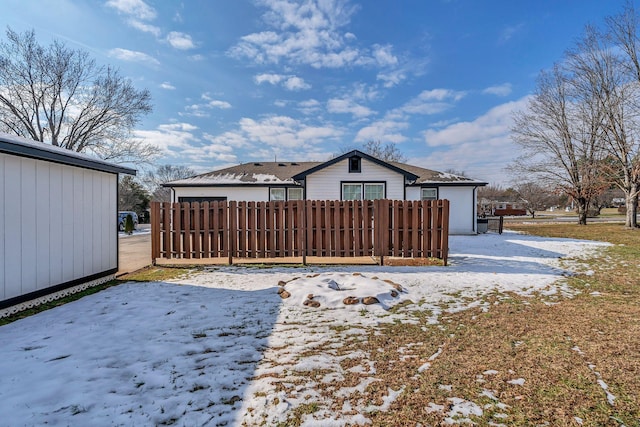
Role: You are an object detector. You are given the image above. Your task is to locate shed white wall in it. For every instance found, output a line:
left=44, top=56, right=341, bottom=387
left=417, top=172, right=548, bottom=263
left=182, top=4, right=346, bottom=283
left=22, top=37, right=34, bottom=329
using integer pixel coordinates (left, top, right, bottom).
left=406, top=185, right=477, bottom=235
left=305, top=158, right=405, bottom=200
left=173, top=186, right=269, bottom=202
left=1, top=153, right=117, bottom=303
left=440, top=187, right=476, bottom=234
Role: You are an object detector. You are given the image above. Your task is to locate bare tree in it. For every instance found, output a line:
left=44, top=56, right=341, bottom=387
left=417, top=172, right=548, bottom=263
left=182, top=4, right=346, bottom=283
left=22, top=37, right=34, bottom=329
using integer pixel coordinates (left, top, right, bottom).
left=142, top=164, right=196, bottom=202
left=0, top=28, right=157, bottom=164
left=338, top=140, right=407, bottom=162
left=599, top=3, right=640, bottom=228
left=515, top=182, right=557, bottom=218
left=510, top=64, right=607, bottom=225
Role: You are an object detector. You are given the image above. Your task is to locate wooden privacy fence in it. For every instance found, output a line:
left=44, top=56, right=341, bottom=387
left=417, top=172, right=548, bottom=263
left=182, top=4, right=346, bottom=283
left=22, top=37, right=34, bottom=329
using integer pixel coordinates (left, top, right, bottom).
left=151, top=199, right=449, bottom=265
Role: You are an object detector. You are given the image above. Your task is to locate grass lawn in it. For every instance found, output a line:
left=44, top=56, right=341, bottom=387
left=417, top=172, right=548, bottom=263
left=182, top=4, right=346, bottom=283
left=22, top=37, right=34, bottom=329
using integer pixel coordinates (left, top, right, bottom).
left=367, top=224, right=639, bottom=426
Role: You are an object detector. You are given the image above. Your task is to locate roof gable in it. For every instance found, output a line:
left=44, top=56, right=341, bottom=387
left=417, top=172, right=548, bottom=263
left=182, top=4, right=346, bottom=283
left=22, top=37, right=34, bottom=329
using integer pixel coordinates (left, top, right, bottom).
left=291, top=150, right=419, bottom=181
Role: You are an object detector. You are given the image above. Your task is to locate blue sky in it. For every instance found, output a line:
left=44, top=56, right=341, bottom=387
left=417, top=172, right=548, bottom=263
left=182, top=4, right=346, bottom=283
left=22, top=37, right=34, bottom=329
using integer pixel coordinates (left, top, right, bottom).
left=3, top=0, right=626, bottom=185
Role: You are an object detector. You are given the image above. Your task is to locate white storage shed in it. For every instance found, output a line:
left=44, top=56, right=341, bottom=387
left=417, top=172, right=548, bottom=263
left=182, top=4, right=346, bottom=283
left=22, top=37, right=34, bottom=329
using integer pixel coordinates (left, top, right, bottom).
left=0, top=133, right=135, bottom=316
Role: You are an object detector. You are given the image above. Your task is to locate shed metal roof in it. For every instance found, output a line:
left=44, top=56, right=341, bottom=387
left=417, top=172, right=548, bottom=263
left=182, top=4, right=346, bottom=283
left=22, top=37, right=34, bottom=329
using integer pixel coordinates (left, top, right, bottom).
left=0, top=133, right=136, bottom=175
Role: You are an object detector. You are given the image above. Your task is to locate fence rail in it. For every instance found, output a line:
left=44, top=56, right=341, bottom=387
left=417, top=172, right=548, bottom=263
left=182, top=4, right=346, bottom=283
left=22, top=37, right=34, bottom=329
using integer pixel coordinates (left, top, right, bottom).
left=151, top=199, right=449, bottom=265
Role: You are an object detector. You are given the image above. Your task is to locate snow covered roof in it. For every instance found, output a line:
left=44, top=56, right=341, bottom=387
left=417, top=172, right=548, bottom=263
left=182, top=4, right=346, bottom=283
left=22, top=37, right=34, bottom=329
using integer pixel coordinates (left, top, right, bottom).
left=166, top=162, right=320, bottom=186
left=165, top=152, right=486, bottom=187
left=0, top=132, right=136, bottom=175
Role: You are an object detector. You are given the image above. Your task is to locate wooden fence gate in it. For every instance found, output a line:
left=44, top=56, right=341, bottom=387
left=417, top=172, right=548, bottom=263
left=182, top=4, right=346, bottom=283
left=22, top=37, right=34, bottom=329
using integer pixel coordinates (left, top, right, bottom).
left=151, top=199, right=449, bottom=265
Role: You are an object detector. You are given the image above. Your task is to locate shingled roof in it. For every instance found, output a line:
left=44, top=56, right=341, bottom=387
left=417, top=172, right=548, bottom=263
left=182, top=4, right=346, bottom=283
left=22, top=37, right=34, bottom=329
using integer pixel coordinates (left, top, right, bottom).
left=165, top=152, right=485, bottom=187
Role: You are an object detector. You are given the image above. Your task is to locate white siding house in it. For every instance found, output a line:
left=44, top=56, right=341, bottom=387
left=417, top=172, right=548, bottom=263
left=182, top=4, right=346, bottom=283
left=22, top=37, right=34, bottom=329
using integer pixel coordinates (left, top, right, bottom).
left=0, top=133, right=135, bottom=315
left=165, top=150, right=486, bottom=234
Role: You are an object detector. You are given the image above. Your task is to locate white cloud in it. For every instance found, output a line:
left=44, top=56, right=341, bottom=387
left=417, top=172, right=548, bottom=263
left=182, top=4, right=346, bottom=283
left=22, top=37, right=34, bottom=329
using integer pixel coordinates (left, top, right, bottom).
left=327, top=98, right=374, bottom=118
left=166, top=31, right=196, bottom=50
left=207, top=100, right=232, bottom=109
left=106, top=0, right=156, bottom=20
left=499, top=23, right=524, bottom=43
left=134, top=122, right=199, bottom=154
left=422, top=97, right=529, bottom=148
left=127, top=19, right=161, bottom=37
left=182, top=97, right=232, bottom=117
left=372, top=44, right=398, bottom=67
left=483, top=83, right=512, bottom=97
left=254, top=73, right=285, bottom=85
left=108, top=48, right=159, bottom=65
left=283, top=76, right=311, bottom=91
left=160, top=82, right=176, bottom=90
left=418, top=89, right=466, bottom=102
left=377, top=69, right=407, bottom=88
left=298, top=99, right=321, bottom=114
left=254, top=73, right=310, bottom=91
left=201, top=116, right=343, bottom=160
left=355, top=118, right=409, bottom=143
left=398, top=88, right=466, bottom=115
left=189, top=54, right=205, bottom=61
left=229, top=0, right=394, bottom=69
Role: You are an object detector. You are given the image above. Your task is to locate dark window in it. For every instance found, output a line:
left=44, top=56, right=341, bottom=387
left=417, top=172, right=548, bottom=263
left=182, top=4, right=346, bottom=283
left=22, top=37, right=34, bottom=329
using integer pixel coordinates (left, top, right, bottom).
left=348, top=156, right=361, bottom=173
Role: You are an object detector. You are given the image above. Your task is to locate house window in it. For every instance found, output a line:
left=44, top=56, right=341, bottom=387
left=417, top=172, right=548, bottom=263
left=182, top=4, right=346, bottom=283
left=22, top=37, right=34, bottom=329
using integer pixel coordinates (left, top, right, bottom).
left=364, top=183, right=385, bottom=200
left=288, top=188, right=304, bottom=200
left=342, top=183, right=385, bottom=200
left=342, top=183, right=362, bottom=200
left=421, top=188, right=437, bottom=200
left=270, top=188, right=286, bottom=201
left=348, top=156, right=361, bottom=173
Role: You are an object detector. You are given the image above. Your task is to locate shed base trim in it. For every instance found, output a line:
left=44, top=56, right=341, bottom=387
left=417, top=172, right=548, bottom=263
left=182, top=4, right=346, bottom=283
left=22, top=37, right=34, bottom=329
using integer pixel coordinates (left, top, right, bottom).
left=0, top=270, right=117, bottom=318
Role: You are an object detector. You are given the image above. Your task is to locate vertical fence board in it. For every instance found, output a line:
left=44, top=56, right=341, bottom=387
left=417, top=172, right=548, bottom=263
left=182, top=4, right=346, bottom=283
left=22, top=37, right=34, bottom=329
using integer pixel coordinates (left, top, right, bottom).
left=306, top=201, right=315, bottom=257
left=192, top=202, right=201, bottom=258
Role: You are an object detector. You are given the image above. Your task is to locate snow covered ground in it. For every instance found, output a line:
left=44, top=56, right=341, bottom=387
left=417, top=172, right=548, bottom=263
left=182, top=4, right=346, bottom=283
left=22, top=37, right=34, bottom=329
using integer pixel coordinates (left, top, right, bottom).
left=0, top=232, right=608, bottom=426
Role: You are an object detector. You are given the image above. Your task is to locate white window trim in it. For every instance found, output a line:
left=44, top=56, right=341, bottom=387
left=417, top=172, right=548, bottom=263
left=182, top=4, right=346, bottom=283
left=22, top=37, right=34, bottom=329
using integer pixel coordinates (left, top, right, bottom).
left=342, top=182, right=386, bottom=200
left=421, top=187, right=438, bottom=200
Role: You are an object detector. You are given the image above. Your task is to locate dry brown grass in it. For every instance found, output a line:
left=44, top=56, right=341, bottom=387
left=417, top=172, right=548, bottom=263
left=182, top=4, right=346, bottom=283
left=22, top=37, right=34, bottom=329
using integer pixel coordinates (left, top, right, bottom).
left=362, top=224, right=640, bottom=425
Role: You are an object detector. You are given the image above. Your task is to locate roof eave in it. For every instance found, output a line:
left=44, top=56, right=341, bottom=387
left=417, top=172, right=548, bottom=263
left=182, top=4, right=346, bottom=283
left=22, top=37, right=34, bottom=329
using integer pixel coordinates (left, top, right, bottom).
left=0, top=134, right=136, bottom=175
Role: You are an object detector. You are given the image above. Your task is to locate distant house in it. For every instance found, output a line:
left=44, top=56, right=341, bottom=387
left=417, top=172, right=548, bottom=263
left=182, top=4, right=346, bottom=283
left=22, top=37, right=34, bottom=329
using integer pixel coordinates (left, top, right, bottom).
left=479, top=198, right=528, bottom=216
left=163, top=150, right=487, bottom=234
left=0, top=133, right=135, bottom=316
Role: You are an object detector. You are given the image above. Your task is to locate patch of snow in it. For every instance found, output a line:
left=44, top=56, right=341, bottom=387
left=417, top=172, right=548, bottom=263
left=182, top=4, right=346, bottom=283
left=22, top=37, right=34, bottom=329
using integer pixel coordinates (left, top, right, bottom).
left=483, top=369, right=499, bottom=376
left=507, top=378, right=526, bottom=386
left=481, top=389, right=499, bottom=401
left=365, top=386, right=405, bottom=412
left=426, top=402, right=446, bottom=413
left=445, top=397, right=483, bottom=424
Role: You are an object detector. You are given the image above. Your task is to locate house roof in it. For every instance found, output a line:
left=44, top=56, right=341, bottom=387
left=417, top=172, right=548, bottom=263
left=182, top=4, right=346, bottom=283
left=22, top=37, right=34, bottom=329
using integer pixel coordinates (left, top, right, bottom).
left=165, top=161, right=320, bottom=186
left=164, top=150, right=486, bottom=187
left=0, top=133, right=136, bottom=175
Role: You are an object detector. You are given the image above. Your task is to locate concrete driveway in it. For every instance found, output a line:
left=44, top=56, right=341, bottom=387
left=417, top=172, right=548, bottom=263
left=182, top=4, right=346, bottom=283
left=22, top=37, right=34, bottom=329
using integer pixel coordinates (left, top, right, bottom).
left=117, top=224, right=151, bottom=276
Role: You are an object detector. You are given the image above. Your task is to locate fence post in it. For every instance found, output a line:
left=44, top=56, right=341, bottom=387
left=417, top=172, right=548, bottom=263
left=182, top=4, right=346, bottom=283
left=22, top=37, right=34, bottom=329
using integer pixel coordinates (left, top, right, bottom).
left=151, top=202, right=160, bottom=264
left=302, top=200, right=308, bottom=265
left=441, top=199, right=450, bottom=266
left=228, top=201, right=236, bottom=265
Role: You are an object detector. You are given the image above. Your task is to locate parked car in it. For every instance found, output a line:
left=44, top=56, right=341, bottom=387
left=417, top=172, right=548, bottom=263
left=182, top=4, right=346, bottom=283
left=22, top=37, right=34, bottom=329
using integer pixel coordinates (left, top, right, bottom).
left=118, top=211, right=138, bottom=231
